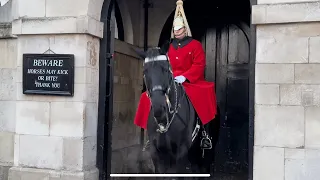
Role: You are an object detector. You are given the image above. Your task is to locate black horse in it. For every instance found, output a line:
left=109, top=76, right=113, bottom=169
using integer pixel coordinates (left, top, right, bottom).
left=136, top=47, right=220, bottom=179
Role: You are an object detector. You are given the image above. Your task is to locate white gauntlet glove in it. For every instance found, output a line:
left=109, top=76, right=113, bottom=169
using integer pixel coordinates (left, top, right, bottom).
left=174, top=75, right=186, bottom=84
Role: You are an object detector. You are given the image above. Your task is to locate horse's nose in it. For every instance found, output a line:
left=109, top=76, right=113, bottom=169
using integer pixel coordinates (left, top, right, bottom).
left=154, top=104, right=166, bottom=118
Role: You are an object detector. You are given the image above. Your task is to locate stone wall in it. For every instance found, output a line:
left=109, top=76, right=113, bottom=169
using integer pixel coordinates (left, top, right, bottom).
left=0, top=0, right=12, bottom=23
left=252, top=1, right=320, bottom=180
left=0, top=0, right=105, bottom=179
left=8, top=34, right=100, bottom=179
left=0, top=31, right=16, bottom=180
left=111, top=39, right=146, bottom=174
left=0, top=1, right=16, bottom=180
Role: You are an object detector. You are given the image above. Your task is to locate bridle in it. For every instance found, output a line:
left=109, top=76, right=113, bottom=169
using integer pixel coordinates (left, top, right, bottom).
left=143, top=55, right=182, bottom=134
left=143, top=54, right=202, bottom=144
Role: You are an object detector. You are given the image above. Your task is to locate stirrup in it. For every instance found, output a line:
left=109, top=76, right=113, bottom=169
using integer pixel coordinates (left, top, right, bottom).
left=200, top=130, right=212, bottom=158
left=200, top=130, right=212, bottom=150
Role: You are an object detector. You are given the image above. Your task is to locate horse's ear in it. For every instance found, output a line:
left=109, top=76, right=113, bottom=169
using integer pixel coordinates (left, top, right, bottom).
left=131, top=47, right=146, bottom=59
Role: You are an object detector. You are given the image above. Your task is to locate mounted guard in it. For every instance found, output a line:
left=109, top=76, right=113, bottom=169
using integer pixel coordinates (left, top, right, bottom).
left=134, top=0, right=218, bottom=134
left=133, top=0, right=220, bottom=174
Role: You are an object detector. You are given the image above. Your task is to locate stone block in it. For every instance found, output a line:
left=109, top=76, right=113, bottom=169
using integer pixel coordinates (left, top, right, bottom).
left=252, top=2, right=320, bottom=24
left=18, top=135, right=63, bottom=169
left=0, top=101, right=15, bottom=132
left=15, top=67, right=21, bottom=83
left=90, top=68, right=99, bottom=85
left=50, top=102, right=84, bottom=138
left=83, top=168, right=99, bottom=180
left=285, top=148, right=305, bottom=160
left=280, top=84, right=302, bottom=106
left=85, top=38, right=100, bottom=69
left=0, top=165, right=10, bottom=180
left=256, top=37, right=308, bottom=63
left=74, top=67, right=97, bottom=84
left=302, top=90, right=314, bottom=106
left=0, top=132, right=14, bottom=165
left=304, top=149, right=320, bottom=178
left=253, top=146, right=284, bottom=180
left=284, top=149, right=320, bottom=179
left=83, top=136, right=97, bottom=170
left=16, top=101, right=50, bottom=136
left=251, top=6, right=266, bottom=26
left=284, top=148, right=305, bottom=180
left=0, top=24, right=13, bottom=38
left=16, top=0, right=45, bottom=18
left=13, top=135, right=19, bottom=166
left=285, top=156, right=305, bottom=180
left=63, top=138, right=83, bottom=171
left=295, top=64, right=320, bottom=84
left=257, top=22, right=320, bottom=39
left=84, top=103, right=98, bottom=137
left=0, top=39, right=17, bottom=68
left=255, top=64, right=294, bottom=84
left=309, top=37, right=320, bottom=63
left=11, top=19, right=21, bottom=35
left=0, top=69, right=16, bottom=101
left=8, top=167, right=99, bottom=180
left=17, top=35, right=50, bottom=67
left=70, top=84, right=87, bottom=102
left=255, top=84, right=279, bottom=105
left=305, top=107, right=320, bottom=149
left=12, top=16, right=103, bottom=38
left=255, top=105, right=304, bottom=148
left=87, top=0, right=104, bottom=21
left=280, top=84, right=320, bottom=106
left=45, top=0, right=88, bottom=17
left=49, top=35, right=87, bottom=67
left=48, top=35, right=100, bottom=68
left=85, top=83, right=98, bottom=103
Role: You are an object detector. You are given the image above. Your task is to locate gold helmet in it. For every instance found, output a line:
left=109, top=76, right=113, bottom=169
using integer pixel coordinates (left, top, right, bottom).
left=171, top=0, right=192, bottom=38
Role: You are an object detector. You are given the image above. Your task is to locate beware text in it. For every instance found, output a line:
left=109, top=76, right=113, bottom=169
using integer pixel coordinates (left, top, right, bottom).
left=27, top=59, right=69, bottom=89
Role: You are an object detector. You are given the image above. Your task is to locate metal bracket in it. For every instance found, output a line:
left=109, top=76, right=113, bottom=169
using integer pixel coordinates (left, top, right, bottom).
left=106, top=53, right=113, bottom=59
left=43, top=48, right=56, bottom=54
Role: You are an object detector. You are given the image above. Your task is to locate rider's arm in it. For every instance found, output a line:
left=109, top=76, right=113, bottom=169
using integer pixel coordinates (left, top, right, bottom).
left=182, top=41, right=206, bottom=83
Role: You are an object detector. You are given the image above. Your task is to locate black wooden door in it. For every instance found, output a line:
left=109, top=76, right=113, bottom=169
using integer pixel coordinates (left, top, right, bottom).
left=202, top=23, right=250, bottom=179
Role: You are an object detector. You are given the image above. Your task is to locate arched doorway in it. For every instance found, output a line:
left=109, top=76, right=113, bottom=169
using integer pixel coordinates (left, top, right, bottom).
left=98, top=0, right=256, bottom=179
left=159, top=0, right=252, bottom=179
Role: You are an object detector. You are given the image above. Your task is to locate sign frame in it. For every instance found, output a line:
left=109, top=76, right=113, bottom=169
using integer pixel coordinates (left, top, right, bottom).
left=22, top=53, right=75, bottom=96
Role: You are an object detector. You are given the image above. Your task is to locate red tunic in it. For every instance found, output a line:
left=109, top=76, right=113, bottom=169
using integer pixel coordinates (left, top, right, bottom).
left=133, top=38, right=218, bottom=129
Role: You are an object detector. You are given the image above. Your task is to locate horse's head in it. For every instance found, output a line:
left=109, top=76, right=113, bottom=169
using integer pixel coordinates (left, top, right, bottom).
left=135, top=47, right=175, bottom=128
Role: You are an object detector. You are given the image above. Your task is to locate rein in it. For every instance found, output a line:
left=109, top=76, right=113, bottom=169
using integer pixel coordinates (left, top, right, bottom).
left=143, top=56, right=182, bottom=134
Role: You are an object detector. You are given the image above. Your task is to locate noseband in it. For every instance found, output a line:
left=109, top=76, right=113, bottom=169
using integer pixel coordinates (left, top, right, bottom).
left=143, top=55, right=181, bottom=133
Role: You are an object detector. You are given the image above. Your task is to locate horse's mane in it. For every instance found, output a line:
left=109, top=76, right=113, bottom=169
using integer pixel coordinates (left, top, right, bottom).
left=145, top=47, right=166, bottom=60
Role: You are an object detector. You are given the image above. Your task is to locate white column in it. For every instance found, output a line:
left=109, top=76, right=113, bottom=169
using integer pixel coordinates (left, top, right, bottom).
left=252, top=1, right=320, bottom=180
left=7, top=0, right=104, bottom=179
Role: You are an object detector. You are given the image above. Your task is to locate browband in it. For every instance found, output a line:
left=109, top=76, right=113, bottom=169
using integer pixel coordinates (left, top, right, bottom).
left=145, top=55, right=167, bottom=63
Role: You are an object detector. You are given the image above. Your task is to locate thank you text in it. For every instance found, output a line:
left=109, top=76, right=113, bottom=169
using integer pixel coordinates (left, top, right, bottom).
left=23, top=54, right=74, bottom=96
